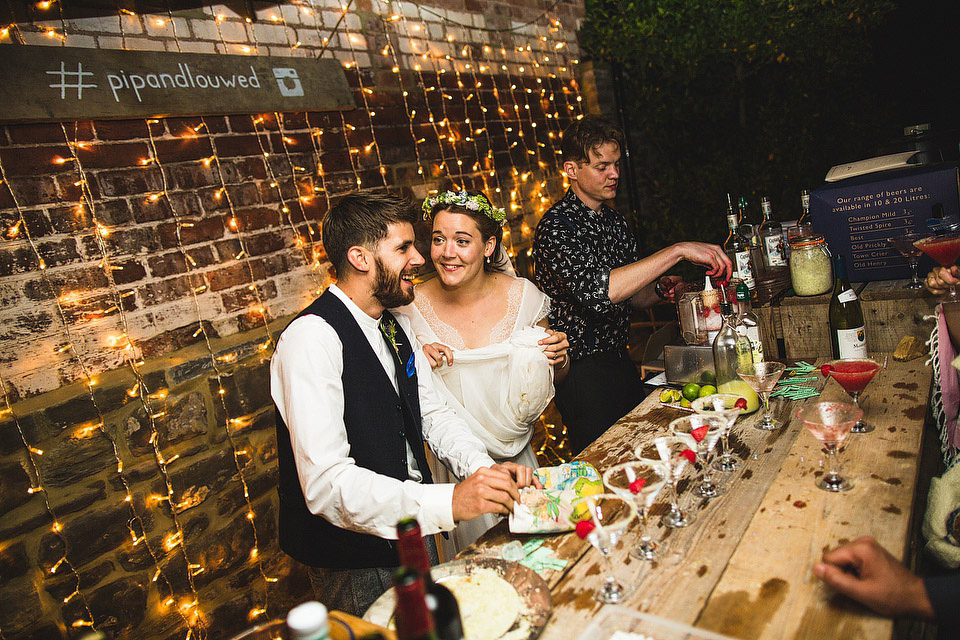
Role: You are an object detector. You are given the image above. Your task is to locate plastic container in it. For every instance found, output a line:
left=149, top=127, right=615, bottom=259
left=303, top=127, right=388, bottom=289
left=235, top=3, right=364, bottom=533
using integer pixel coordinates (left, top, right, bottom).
left=789, top=234, right=832, bottom=296
left=575, top=607, right=737, bottom=640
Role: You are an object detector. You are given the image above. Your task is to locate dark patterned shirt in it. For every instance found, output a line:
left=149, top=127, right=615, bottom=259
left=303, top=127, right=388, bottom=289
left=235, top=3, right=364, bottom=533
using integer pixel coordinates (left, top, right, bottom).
left=533, top=189, right=641, bottom=360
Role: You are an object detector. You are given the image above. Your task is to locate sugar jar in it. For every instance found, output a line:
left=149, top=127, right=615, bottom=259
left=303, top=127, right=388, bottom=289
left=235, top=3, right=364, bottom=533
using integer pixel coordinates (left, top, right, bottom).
left=788, top=234, right=832, bottom=296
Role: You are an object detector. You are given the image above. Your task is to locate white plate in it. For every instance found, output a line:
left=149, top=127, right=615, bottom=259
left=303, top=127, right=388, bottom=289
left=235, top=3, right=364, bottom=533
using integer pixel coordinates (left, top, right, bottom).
left=363, top=556, right=552, bottom=639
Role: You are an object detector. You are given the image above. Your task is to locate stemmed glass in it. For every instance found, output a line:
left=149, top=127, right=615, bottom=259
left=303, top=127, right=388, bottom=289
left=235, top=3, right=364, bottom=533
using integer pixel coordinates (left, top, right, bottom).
left=820, top=358, right=884, bottom=433
left=796, top=401, right=863, bottom=492
left=669, top=414, right=724, bottom=499
left=914, top=232, right=960, bottom=299
left=570, top=493, right=638, bottom=603
left=602, top=461, right=667, bottom=561
left=736, top=362, right=787, bottom=430
left=636, top=435, right=696, bottom=528
left=691, top=393, right=745, bottom=471
left=887, top=232, right=927, bottom=290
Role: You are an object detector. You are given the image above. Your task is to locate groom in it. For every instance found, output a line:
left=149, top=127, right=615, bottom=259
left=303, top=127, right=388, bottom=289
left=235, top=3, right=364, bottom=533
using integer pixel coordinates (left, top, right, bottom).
left=270, top=193, right=537, bottom=615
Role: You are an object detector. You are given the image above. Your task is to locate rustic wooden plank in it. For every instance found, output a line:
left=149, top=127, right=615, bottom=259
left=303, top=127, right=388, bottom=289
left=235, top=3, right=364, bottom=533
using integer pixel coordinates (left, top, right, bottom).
left=696, top=357, right=932, bottom=639
left=0, top=45, right=355, bottom=123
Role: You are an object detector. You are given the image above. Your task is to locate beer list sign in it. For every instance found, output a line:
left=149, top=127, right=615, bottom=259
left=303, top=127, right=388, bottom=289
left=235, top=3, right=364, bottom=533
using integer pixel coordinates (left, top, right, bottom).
left=0, top=45, right=355, bottom=123
left=810, top=164, right=960, bottom=281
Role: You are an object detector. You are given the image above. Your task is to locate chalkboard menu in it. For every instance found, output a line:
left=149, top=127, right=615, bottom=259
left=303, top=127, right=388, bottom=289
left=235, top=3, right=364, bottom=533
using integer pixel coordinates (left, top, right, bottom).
left=0, top=45, right=355, bottom=123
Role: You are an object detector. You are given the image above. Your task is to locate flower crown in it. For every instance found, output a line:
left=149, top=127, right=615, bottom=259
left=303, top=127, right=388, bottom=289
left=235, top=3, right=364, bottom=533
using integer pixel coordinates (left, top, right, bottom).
left=421, top=190, right=506, bottom=226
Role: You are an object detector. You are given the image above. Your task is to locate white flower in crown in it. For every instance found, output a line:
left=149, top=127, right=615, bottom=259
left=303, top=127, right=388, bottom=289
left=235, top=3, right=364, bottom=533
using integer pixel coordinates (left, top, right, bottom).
left=421, top=190, right=506, bottom=226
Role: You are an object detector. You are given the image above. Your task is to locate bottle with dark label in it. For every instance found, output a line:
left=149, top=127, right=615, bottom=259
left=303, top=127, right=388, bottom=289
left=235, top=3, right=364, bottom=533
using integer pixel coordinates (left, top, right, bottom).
left=396, top=519, right=464, bottom=640
left=759, top=196, right=786, bottom=267
left=829, top=254, right=867, bottom=358
left=723, top=195, right=755, bottom=290
left=394, top=567, right=438, bottom=640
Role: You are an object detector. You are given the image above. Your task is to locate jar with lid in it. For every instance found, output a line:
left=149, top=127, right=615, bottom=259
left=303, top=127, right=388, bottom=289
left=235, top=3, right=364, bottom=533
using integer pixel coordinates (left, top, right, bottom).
left=789, top=234, right=833, bottom=296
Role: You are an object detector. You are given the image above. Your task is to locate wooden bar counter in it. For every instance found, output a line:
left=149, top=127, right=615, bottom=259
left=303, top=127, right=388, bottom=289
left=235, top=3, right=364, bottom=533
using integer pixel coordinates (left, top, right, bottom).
left=461, top=355, right=934, bottom=639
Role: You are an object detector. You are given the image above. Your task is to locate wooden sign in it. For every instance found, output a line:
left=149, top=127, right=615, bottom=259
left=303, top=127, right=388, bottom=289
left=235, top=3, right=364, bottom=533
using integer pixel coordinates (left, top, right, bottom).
left=0, top=45, right=356, bottom=123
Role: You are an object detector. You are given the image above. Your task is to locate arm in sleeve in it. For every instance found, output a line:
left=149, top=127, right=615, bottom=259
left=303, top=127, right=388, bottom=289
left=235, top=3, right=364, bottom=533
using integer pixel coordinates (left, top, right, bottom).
left=533, top=216, right=620, bottom=314
left=270, top=315, right=458, bottom=538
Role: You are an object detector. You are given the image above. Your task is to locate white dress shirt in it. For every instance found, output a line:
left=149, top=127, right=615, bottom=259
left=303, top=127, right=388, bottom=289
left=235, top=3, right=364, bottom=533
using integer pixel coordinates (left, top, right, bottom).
left=270, top=285, right=496, bottom=539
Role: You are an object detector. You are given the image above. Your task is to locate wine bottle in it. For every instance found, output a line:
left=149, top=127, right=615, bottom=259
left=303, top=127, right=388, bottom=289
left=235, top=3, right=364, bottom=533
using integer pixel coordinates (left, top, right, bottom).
left=723, top=196, right=755, bottom=290
left=735, top=281, right=764, bottom=363
left=396, top=519, right=464, bottom=640
left=759, top=197, right=786, bottom=267
left=829, top=254, right=867, bottom=359
left=394, top=567, right=438, bottom=640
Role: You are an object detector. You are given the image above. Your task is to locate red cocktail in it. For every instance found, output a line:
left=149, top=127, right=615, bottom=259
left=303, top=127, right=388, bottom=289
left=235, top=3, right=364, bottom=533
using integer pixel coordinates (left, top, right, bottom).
left=821, top=358, right=883, bottom=433
left=915, top=233, right=960, bottom=299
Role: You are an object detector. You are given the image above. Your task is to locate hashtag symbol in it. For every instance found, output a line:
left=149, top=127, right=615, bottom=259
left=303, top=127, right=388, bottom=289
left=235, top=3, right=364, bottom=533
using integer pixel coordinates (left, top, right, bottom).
left=46, top=61, right=98, bottom=100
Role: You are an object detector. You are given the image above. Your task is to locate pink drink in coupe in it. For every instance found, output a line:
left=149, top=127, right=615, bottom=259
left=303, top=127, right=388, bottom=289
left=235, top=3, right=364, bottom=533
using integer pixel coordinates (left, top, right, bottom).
left=914, top=234, right=960, bottom=267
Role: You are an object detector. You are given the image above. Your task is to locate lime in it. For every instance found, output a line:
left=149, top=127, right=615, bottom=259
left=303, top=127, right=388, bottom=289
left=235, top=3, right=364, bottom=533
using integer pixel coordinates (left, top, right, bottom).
left=699, top=370, right=717, bottom=385
left=679, top=397, right=692, bottom=408
left=698, top=384, right=717, bottom=397
left=681, top=382, right=701, bottom=402
left=659, top=388, right=680, bottom=403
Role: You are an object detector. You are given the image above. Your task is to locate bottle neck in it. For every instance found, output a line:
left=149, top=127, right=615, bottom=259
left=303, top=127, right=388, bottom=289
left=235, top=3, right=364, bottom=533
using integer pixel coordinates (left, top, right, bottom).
left=726, top=213, right=738, bottom=230
left=397, top=522, right=431, bottom=576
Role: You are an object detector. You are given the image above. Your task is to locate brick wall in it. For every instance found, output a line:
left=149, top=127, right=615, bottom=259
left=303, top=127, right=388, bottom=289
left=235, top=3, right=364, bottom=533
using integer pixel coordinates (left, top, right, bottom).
left=0, top=1, right=585, bottom=638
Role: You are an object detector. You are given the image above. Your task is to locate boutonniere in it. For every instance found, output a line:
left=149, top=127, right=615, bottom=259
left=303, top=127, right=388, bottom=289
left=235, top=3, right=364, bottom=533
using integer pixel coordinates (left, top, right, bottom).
left=380, top=318, right=401, bottom=356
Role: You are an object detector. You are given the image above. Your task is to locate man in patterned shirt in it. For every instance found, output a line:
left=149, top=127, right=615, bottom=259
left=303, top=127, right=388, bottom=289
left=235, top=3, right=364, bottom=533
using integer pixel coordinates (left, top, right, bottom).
left=533, top=115, right=732, bottom=453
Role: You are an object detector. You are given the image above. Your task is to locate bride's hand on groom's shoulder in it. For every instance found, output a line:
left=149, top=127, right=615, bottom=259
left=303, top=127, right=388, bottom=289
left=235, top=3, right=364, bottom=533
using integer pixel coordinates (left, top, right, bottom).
left=422, top=342, right=454, bottom=368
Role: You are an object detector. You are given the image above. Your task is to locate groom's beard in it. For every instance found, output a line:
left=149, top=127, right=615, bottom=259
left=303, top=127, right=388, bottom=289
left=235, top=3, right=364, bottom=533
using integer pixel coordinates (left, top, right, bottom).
left=373, top=256, right=416, bottom=308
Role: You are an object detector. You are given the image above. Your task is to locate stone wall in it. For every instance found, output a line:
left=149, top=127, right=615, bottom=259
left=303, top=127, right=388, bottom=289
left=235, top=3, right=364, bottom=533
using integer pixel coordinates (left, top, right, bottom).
left=0, top=1, right=586, bottom=638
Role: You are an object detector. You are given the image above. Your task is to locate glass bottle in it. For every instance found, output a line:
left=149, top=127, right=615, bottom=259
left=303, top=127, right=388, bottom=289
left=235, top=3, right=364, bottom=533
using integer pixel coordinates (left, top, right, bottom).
left=723, top=198, right=756, bottom=290
left=759, top=196, right=786, bottom=267
left=735, top=281, right=764, bottom=363
left=396, top=519, right=464, bottom=640
left=829, top=254, right=867, bottom=359
left=713, top=297, right=753, bottom=390
left=798, top=189, right=811, bottom=227
left=394, top=567, right=438, bottom=640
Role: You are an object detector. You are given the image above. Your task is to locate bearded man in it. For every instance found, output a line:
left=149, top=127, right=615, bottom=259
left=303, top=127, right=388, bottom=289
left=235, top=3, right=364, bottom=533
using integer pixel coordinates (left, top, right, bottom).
left=271, top=193, right=537, bottom=616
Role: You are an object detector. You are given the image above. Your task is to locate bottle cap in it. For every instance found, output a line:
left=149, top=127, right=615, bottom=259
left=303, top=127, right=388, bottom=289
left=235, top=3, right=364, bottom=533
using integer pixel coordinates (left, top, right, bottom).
left=287, top=601, right=329, bottom=640
left=703, top=275, right=714, bottom=291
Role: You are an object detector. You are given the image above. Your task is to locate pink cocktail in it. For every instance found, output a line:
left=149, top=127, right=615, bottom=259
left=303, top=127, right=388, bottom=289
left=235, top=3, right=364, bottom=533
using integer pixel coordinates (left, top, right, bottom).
left=821, top=358, right=882, bottom=433
left=915, top=233, right=960, bottom=299
left=796, top=401, right=863, bottom=492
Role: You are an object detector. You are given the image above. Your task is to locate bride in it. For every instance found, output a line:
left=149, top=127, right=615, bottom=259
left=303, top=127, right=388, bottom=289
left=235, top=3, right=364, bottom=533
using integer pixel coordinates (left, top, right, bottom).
left=396, top=190, right=569, bottom=556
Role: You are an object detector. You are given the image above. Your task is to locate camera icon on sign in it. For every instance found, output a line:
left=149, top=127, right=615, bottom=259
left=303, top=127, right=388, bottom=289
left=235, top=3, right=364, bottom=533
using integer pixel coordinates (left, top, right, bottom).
left=273, top=68, right=303, bottom=97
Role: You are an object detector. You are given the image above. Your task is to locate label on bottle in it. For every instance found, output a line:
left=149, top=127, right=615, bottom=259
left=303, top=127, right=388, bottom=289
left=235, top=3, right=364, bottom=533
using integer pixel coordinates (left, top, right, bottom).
left=763, top=234, right=787, bottom=267
left=734, top=251, right=755, bottom=288
left=838, top=289, right=858, bottom=304
left=836, top=326, right=868, bottom=358
left=745, top=324, right=764, bottom=362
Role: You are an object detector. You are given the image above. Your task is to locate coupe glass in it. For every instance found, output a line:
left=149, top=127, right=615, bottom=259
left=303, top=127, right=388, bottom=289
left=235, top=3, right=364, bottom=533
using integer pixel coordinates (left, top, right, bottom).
left=570, top=493, right=638, bottom=603
left=636, top=435, right=695, bottom=528
left=669, top=414, right=724, bottom=499
left=691, top=393, right=745, bottom=471
left=602, top=461, right=667, bottom=561
left=796, top=401, right=862, bottom=492
left=887, top=232, right=927, bottom=290
left=914, top=232, right=960, bottom=299
left=736, top=362, right=787, bottom=430
left=821, top=358, right=884, bottom=433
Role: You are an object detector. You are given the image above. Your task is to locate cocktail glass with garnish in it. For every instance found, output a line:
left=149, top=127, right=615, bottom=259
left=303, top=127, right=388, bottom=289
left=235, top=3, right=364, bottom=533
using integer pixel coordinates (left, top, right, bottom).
left=888, top=232, right=927, bottom=290
left=914, top=232, right=960, bottom=299
left=691, top=393, right=746, bottom=471
left=669, top=414, right=724, bottom=499
left=820, top=358, right=884, bottom=433
left=570, top=493, right=638, bottom=603
left=636, top=435, right=696, bottom=528
left=796, top=401, right=862, bottom=492
left=736, top=362, right=787, bottom=430
left=602, top=461, right=667, bottom=561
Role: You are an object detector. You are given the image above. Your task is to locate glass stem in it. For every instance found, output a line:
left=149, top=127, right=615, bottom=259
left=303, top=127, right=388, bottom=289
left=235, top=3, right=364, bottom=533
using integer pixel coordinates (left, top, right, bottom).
left=826, top=443, right=841, bottom=482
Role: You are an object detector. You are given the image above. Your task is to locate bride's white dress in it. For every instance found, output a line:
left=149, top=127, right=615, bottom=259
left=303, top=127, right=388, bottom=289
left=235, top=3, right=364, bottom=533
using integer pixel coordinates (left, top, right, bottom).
left=396, top=276, right=555, bottom=558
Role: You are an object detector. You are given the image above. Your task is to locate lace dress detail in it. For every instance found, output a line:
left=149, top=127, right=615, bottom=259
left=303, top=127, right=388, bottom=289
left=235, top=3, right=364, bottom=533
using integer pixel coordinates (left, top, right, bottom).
left=414, top=277, right=527, bottom=348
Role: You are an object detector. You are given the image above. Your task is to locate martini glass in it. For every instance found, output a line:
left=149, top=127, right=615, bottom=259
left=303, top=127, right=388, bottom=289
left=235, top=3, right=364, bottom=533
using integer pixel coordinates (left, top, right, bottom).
left=914, top=232, right=960, bottom=299
left=636, top=435, right=696, bottom=528
left=796, top=401, right=862, bottom=492
left=602, top=461, right=667, bottom=561
left=821, top=358, right=883, bottom=433
left=736, top=362, right=787, bottom=430
left=570, top=493, right=638, bottom=603
left=691, top=393, right=745, bottom=471
left=887, top=232, right=926, bottom=290
left=669, top=414, right=724, bottom=499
